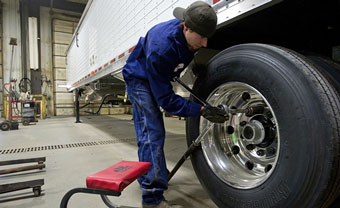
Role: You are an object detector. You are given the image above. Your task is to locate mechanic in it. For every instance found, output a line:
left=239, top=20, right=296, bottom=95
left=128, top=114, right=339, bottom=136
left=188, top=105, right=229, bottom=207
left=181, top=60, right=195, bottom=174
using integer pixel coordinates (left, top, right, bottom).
left=122, top=1, right=225, bottom=208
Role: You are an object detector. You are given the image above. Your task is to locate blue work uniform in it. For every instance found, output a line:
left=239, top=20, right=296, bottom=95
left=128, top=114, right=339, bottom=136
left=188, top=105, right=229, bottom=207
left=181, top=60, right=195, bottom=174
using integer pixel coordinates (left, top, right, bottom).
left=122, top=18, right=202, bottom=205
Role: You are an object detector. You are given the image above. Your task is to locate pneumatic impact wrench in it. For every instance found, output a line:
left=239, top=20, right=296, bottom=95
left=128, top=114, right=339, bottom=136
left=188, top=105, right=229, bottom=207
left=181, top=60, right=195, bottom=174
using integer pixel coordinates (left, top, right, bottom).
left=167, top=77, right=246, bottom=181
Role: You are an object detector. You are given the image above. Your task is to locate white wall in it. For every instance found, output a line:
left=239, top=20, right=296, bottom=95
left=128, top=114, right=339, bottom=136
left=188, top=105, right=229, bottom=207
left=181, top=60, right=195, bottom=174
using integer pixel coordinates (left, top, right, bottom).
left=2, top=0, right=22, bottom=85
left=40, top=6, right=54, bottom=116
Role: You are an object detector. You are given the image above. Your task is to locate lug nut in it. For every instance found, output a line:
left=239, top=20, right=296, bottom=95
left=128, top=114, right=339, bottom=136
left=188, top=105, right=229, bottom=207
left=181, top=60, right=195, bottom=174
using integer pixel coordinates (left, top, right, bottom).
left=256, top=149, right=265, bottom=156
left=231, top=145, right=240, bottom=155
left=242, top=92, right=251, bottom=101
left=246, top=161, right=254, bottom=170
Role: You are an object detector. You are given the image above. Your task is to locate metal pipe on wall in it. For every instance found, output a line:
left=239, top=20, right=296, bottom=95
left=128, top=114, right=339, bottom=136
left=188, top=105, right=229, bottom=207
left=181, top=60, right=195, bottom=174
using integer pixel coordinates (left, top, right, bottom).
left=20, top=0, right=29, bottom=92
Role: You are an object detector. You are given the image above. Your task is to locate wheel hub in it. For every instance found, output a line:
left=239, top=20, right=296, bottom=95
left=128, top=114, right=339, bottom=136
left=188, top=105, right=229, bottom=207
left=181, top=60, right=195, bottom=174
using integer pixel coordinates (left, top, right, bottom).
left=242, top=120, right=265, bottom=144
left=200, top=82, right=280, bottom=189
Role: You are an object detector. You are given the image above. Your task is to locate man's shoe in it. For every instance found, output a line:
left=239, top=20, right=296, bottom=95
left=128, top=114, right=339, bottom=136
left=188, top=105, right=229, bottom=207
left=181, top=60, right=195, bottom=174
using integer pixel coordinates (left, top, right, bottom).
left=142, top=200, right=183, bottom=208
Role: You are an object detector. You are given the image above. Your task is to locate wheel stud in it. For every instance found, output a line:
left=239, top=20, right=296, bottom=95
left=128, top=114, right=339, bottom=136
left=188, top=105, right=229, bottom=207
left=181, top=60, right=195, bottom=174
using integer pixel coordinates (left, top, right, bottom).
left=246, top=161, right=254, bottom=170
left=265, top=164, right=272, bottom=173
left=246, top=144, right=256, bottom=150
left=231, top=145, right=240, bottom=155
left=256, top=149, right=265, bottom=156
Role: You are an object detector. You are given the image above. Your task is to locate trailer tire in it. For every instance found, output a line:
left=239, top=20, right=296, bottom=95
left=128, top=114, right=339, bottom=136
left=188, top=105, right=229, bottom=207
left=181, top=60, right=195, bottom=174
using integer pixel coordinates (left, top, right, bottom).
left=187, top=44, right=340, bottom=208
left=307, top=55, right=340, bottom=95
left=330, top=196, right=340, bottom=208
left=0, top=121, right=10, bottom=131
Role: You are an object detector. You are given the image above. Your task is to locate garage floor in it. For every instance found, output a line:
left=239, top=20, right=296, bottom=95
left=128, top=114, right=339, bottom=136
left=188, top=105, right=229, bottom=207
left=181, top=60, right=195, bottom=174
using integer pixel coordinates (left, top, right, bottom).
left=0, top=115, right=217, bottom=208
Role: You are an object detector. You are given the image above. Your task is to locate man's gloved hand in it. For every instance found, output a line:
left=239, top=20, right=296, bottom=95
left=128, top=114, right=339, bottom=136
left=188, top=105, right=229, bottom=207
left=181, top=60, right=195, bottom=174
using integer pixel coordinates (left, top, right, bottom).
left=201, top=105, right=228, bottom=123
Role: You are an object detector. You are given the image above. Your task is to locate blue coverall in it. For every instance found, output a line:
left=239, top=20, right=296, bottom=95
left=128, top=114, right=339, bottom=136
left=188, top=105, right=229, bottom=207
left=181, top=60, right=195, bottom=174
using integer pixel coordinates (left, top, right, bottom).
left=122, top=18, right=202, bottom=205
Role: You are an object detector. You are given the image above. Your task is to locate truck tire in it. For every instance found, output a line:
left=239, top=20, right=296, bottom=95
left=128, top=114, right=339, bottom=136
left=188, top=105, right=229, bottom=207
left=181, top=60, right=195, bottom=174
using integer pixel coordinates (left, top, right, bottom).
left=186, top=44, right=340, bottom=208
left=307, top=55, right=340, bottom=95
left=330, top=196, right=340, bottom=208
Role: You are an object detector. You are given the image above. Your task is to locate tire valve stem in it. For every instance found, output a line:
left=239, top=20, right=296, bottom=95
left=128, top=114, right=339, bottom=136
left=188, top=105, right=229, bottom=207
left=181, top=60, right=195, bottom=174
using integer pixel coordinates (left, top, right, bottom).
left=246, top=161, right=254, bottom=170
left=256, top=149, right=265, bottom=156
left=246, top=106, right=265, bottom=117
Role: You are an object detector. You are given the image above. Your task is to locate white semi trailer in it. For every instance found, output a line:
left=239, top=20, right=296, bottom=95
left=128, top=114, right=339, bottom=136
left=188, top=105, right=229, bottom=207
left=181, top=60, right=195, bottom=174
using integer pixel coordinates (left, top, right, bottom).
left=66, top=0, right=340, bottom=207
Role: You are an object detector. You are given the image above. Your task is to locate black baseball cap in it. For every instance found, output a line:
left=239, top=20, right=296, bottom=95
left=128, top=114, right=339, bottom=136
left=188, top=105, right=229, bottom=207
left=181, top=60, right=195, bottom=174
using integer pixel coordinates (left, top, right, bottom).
left=173, top=1, right=217, bottom=38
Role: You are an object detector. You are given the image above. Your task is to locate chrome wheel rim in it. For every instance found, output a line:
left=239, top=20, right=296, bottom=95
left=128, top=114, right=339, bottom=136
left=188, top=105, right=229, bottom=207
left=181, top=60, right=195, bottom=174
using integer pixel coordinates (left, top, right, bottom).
left=200, top=82, right=280, bottom=189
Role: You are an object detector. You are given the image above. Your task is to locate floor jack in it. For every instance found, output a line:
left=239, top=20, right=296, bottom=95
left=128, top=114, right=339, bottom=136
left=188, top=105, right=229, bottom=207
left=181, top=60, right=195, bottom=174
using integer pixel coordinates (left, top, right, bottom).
left=166, top=77, right=220, bottom=181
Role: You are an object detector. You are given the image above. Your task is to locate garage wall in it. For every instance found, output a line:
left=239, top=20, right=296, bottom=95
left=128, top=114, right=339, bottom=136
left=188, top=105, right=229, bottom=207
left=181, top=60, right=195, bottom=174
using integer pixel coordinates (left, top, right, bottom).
left=40, top=7, right=54, bottom=116
left=0, top=3, right=82, bottom=117
left=52, top=10, right=80, bottom=116
left=40, top=7, right=80, bottom=116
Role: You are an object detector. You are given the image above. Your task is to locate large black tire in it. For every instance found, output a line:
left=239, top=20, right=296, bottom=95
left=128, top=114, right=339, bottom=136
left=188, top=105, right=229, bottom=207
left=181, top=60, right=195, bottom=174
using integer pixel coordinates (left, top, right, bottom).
left=0, top=121, right=10, bottom=131
left=330, top=196, right=340, bottom=208
left=307, top=55, right=340, bottom=95
left=187, top=44, right=340, bottom=208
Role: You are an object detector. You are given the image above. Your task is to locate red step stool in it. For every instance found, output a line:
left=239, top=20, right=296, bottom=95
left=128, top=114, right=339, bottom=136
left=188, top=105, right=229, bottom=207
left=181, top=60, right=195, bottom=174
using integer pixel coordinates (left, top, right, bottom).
left=60, top=161, right=150, bottom=208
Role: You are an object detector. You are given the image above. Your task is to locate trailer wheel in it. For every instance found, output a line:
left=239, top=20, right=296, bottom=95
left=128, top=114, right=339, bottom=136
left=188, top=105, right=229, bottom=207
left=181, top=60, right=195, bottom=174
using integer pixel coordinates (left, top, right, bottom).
left=0, top=121, right=10, bottom=131
left=187, top=44, right=340, bottom=208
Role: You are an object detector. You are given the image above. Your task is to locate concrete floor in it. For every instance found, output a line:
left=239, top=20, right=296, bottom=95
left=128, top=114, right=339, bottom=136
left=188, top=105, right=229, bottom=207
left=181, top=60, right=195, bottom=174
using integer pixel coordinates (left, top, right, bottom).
left=0, top=115, right=217, bottom=208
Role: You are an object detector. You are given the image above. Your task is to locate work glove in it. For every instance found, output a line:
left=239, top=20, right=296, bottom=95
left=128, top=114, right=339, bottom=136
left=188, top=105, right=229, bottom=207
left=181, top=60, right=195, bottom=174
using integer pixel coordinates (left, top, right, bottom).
left=201, top=105, right=228, bottom=123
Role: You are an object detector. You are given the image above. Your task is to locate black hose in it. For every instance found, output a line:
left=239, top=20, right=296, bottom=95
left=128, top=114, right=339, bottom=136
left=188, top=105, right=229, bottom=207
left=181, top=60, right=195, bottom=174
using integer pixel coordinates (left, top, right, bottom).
left=80, top=103, right=92, bottom=109
left=19, top=78, right=31, bottom=93
left=84, top=94, right=115, bottom=115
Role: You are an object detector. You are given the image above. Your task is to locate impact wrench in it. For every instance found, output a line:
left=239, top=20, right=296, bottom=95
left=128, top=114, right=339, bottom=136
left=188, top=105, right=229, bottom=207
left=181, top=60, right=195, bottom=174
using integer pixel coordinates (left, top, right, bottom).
left=168, top=77, right=225, bottom=181
left=168, top=77, right=224, bottom=181
left=167, top=122, right=216, bottom=181
left=173, top=77, right=249, bottom=114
